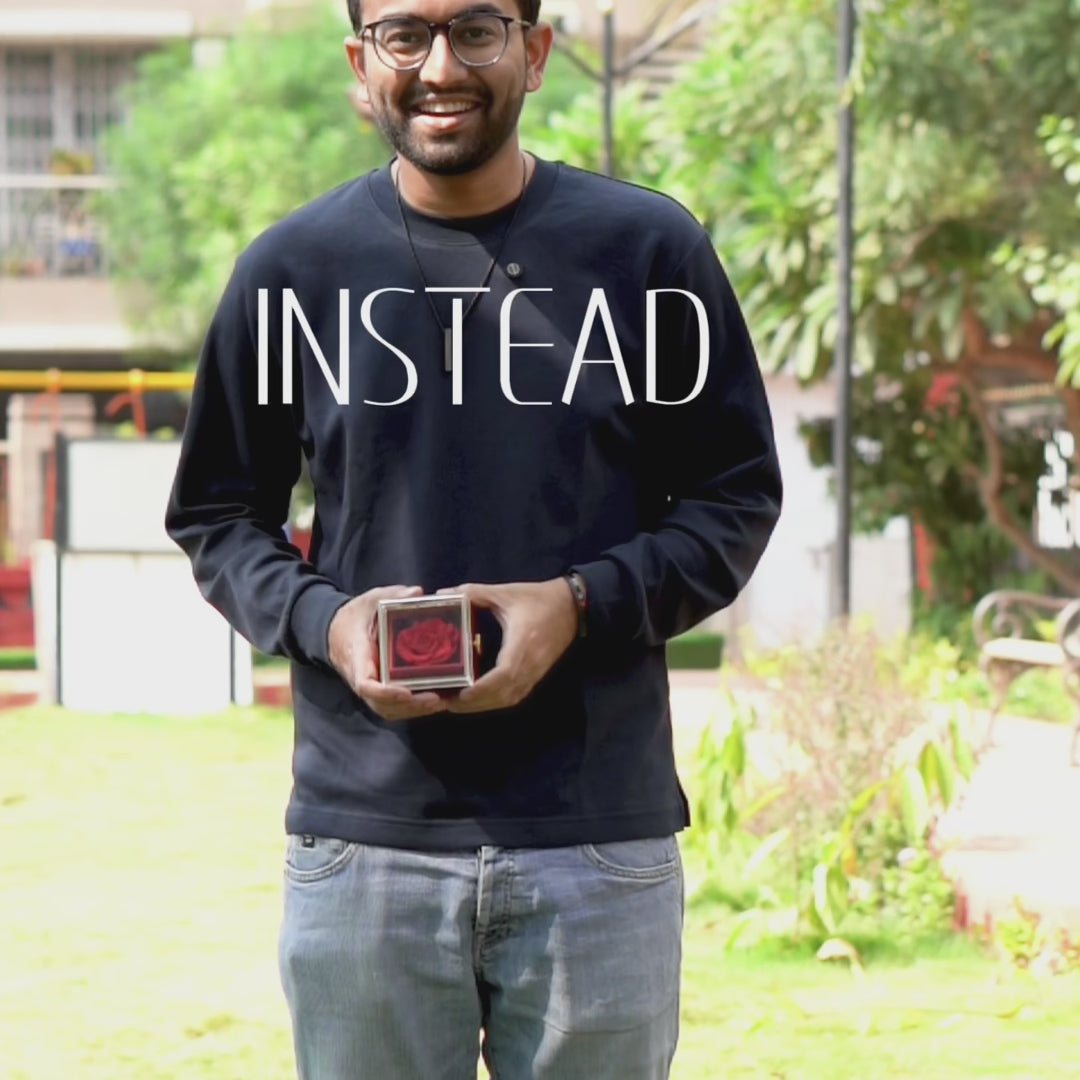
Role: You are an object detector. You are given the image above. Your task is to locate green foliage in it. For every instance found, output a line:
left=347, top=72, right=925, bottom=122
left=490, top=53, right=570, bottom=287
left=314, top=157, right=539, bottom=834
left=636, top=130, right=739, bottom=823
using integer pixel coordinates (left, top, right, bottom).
left=518, top=47, right=597, bottom=140
left=666, top=630, right=724, bottom=670
left=910, top=596, right=982, bottom=664
left=522, top=79, right=668, bottom=181
left=7, top=705, right=1080, bottom=1078
left=101, top=21, right=601, bottom=359
left=527, top=0, right=1080, bottom=597
left=654, top=0, right=1080, bottom=383
left=0, top=648, right=35, bottom=671
left=800, top=367, right=1047, bottom=607
left=990, top=899, right=1080, bottom=975
left=688, top=626, right=971, bottom=941
left=1000, top=115, right=1080, bottom=384
left=1001, top=668, right=1077, bottom=725
left=102, top=4, right=386, bottom=355
left=691, top=702, right=756, bottom=847
left=901, top=620, right=1077, bottom=724
left=875, top=842, right=957, bottom=944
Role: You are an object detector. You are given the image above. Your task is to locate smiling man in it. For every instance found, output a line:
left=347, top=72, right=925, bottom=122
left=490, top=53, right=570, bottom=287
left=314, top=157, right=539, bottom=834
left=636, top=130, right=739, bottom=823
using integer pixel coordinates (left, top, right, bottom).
left=166, top=2, right=782, bottom=1078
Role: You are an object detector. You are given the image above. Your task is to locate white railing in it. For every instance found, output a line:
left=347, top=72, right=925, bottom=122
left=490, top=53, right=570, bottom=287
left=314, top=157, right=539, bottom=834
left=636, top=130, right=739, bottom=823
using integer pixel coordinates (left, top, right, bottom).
left=0, top=174, right=115, bottom=278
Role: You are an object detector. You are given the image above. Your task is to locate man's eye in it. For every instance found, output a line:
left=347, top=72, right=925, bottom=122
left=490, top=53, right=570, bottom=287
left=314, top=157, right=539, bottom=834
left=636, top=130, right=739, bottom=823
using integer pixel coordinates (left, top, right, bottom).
left=459, top=26, right=496, bottom=42
left=384, top=27, right=424, bottom=46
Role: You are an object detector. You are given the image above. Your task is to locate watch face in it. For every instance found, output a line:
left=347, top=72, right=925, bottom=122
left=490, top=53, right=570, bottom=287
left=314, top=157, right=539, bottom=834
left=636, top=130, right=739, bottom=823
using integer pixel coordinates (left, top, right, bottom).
left=377, top=594, right=475, bottom=690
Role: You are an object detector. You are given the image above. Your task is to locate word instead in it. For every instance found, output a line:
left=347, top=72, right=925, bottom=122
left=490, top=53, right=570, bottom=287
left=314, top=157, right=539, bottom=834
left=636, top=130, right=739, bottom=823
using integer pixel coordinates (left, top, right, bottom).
left=257, top=287, right=710, bottom=407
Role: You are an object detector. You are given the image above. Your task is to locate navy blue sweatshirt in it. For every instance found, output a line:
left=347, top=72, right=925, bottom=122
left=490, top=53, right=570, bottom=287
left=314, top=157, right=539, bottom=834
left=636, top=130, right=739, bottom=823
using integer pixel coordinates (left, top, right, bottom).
left=166, top=158, right=782, bottom=849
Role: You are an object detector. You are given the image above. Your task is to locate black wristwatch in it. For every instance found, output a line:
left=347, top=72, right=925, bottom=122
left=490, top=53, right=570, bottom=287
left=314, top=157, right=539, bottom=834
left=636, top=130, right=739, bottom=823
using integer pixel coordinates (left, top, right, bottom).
left=564, top=571, right=587, bottom=639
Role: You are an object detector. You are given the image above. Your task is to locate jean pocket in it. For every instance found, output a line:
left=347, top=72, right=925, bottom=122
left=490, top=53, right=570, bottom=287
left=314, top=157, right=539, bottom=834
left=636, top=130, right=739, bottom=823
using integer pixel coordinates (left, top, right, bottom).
left=284, top=833, right=360, bottom=883
left=582, top=835, right=681, bottom=880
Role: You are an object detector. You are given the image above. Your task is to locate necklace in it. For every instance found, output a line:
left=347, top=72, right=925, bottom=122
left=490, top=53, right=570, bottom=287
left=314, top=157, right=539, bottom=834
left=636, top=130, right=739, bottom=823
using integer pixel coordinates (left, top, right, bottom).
left=394, top=153, right=529, bottom=373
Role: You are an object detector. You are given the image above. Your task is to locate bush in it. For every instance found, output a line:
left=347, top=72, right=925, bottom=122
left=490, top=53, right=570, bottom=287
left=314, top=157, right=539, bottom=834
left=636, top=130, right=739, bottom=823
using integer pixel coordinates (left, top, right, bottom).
left=687, top=623, right=971, bottom=941
left=0, top=648, right=35, bottom=671
left=744, top=625, right=929, bottom=855
left=667, top=631, right=724, bottom=670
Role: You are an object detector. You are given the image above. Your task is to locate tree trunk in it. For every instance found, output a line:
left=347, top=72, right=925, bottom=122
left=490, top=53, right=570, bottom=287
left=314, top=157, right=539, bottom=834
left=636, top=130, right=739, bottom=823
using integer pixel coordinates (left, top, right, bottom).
left=959, top=308, right=1080, bottom=595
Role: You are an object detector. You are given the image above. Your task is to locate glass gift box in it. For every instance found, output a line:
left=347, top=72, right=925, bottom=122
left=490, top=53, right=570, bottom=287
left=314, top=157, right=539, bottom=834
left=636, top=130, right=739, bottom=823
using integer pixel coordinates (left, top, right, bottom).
left=377, top=593, right=478, bottom=690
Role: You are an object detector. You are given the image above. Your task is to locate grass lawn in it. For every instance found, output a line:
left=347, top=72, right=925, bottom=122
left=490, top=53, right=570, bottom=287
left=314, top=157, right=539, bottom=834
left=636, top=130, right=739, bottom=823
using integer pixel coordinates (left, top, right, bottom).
left=2, top=706, right=1079, bottom=1080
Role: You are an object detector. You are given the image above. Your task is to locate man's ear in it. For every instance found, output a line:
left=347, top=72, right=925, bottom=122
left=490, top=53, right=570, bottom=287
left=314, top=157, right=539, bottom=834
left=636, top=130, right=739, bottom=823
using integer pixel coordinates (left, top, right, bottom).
left=524, top=22, right=554, bottom=94
left=344, top=36, right=372, bottom=111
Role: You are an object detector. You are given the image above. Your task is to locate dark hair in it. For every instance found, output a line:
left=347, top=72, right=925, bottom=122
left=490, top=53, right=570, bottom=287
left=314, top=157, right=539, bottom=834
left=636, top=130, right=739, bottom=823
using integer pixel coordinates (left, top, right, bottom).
left=347, top=1, right=541, bottom=33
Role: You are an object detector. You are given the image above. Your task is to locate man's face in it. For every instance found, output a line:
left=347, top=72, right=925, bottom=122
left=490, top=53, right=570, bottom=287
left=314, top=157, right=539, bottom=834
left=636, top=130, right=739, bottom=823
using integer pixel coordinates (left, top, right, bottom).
left=347, top=1, right=551, bottom=176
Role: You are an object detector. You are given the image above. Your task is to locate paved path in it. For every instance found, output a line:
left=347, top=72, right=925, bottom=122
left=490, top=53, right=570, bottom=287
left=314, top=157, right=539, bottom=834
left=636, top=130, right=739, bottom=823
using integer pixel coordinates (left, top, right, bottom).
left=933, top=713, right=1080, bottom=932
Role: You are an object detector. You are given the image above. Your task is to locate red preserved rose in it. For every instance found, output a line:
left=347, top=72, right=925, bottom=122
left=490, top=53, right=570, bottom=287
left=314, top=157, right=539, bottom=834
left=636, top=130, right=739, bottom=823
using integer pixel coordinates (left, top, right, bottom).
left=394, top=617, right=460, bottom=667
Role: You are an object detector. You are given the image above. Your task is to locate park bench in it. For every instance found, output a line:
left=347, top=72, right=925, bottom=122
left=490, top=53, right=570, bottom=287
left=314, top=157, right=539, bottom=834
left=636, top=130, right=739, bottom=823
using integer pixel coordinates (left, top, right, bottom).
left=972, top=590, right=1080, bottom=766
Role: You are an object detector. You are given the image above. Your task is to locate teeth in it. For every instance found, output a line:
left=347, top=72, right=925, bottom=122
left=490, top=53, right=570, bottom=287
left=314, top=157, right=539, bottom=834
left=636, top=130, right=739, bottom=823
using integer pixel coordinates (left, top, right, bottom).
left=418, top=101, right=475, bottom=114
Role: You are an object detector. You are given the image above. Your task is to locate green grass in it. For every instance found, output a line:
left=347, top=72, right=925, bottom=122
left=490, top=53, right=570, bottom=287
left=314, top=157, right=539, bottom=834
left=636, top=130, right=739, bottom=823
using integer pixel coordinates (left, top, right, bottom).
left=0, top=646, right=35, bottom=670
left=2, top=706, right=1079, bottom=1079
left=677, top=924, right=1080, bottom=1079
left=1001, top=668, right=1076, bottom=726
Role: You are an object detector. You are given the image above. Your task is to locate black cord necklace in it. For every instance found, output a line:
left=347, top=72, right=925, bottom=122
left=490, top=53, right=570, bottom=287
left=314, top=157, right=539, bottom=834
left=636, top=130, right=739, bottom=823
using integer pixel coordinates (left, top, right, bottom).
left=394, top=152, right=529, bottom=373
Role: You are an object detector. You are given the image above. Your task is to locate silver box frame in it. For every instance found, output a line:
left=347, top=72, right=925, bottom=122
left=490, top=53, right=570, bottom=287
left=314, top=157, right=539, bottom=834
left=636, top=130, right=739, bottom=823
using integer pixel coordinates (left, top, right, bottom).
left=377, top=593, right=474, bottom=690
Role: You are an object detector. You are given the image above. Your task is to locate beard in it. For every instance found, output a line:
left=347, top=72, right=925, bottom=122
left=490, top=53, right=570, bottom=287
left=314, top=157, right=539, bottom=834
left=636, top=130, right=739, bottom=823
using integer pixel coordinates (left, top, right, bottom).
left=368, top=81, right=527, bottom=176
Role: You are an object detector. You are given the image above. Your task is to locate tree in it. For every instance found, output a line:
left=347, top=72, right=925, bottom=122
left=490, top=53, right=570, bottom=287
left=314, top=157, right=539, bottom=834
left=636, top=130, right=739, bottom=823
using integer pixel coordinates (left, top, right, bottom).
left=799, top=368, right=1046, bottom=607
left=639, top=0, right=1080, bottom=592
left=101, top=4, right=594, bottom=359
left=102, top=4, right=385, bottom=356
left=1003, top=116, right=1080, bottom=387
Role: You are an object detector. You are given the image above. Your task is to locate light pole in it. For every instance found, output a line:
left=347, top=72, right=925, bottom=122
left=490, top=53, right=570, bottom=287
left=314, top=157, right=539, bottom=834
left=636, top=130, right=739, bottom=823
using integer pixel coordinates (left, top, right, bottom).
left=832, top=0, right=856, bottom=619
left=555, top=3, right=715, bottom=180
left=597, top=0, right=615, bottom=177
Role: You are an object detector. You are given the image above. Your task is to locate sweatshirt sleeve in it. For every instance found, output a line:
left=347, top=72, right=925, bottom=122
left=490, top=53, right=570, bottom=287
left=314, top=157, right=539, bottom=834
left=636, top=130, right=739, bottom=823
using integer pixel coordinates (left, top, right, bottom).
left=569, top=233, right=782, bottom=646
left=165, top=255, right=352, bottom=667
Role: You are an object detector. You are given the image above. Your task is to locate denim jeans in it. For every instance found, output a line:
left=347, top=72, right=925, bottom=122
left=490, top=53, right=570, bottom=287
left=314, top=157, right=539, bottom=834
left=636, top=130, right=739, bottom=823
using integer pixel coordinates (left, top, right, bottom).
left=278, top=835, right=683, bottom=1080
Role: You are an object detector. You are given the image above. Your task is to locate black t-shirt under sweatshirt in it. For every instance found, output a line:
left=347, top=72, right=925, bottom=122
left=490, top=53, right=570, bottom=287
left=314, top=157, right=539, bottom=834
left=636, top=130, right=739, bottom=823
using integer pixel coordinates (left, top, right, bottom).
left=166, top=157, right=782, bottom=850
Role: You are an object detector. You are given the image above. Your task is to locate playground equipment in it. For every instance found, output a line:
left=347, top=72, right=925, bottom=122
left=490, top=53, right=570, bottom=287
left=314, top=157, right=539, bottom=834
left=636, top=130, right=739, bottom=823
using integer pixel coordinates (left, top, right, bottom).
left=0, top=369, right=195, bottom=545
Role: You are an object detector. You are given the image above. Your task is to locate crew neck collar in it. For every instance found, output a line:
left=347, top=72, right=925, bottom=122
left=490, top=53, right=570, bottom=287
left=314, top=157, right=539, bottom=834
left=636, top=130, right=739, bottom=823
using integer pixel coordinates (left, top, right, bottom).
left=366, top=155, right=559, bottom=242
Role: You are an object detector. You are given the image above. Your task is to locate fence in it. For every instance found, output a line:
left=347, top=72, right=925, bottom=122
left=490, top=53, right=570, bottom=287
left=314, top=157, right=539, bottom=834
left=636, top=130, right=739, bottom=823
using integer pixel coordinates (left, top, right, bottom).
left=0, top=173, right=113, bottom=277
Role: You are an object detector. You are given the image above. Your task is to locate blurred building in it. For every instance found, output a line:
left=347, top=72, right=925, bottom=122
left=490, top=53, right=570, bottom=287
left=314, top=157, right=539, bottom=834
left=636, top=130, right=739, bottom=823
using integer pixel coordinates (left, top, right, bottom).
left=0, top=0, right=714, bottom=571
left=0, top=0, right=265, bottom=566
left=0, top=0, right=707, bottom=374
left=0, top=0, right=253, bottom=377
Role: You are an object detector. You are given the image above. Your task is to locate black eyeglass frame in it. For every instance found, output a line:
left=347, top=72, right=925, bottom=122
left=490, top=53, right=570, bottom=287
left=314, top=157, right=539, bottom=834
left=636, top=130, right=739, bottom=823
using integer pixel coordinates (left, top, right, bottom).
left=361, top=13, right=535, bottom=71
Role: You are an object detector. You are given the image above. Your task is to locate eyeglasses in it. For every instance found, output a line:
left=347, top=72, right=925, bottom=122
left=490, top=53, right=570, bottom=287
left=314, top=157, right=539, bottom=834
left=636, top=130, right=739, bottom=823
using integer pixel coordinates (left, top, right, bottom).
left=362, top=13, right=533, bottom=71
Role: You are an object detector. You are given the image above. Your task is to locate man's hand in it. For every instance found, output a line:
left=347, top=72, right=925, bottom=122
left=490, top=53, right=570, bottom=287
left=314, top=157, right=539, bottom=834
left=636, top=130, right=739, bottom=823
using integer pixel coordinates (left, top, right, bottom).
left=439, top=578, right=579, bottom=714
left=327, top=585, right=448, bottom=722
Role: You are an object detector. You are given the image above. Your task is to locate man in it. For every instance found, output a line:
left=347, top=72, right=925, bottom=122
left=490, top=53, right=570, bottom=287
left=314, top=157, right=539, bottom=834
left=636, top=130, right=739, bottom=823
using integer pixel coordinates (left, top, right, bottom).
left=166, top=1, right=782, bottom=1077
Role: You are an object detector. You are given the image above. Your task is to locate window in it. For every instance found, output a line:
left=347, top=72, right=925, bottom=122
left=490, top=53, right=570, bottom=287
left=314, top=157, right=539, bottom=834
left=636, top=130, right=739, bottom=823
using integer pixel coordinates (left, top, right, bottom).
left=4, top=50, right=54, bottom=173
left=0, top=46, right=143, bottom=173
left=73, top=50, right=137, bottom=166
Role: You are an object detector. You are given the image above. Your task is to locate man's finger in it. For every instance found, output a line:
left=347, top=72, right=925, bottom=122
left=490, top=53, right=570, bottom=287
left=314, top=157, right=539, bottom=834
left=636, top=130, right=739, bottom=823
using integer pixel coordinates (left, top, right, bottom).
left=355, top=677, right=442, bottom=708
left=354, top=678, right=446, bottom=719
left=445, top=660, right=522, bottom=712
left=371, top=584, right=424, bottom=599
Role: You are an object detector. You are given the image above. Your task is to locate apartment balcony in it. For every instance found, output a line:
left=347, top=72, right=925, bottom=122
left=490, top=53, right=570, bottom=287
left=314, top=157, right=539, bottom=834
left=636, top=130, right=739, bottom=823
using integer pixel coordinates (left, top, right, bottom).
left=0, top=173, right=111, bottom=279
left=0, top=174, right=131, bottom=360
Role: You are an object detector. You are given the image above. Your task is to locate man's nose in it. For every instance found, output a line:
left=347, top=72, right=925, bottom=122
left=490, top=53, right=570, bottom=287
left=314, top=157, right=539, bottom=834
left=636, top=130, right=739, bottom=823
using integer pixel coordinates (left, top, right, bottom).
left=418, top=27, right=468, bottom=83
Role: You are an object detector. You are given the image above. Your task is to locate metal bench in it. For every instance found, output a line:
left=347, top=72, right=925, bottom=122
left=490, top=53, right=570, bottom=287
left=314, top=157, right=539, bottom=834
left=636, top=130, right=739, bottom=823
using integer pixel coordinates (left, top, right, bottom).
left=972, top=590, right=1080, bottom=765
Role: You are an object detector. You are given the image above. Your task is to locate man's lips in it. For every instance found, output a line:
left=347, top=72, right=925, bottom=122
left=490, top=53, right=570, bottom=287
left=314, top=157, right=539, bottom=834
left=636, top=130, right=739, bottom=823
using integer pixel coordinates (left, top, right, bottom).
left=409, top=99, right=485, bottom=131
left=410, top=99, right=484, bottom=116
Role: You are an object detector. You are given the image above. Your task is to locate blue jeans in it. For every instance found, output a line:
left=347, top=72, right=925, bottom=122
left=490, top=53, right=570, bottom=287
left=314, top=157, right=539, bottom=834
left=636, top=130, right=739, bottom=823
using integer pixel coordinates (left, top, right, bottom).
left=278, top=835, right=683, bottom=1080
